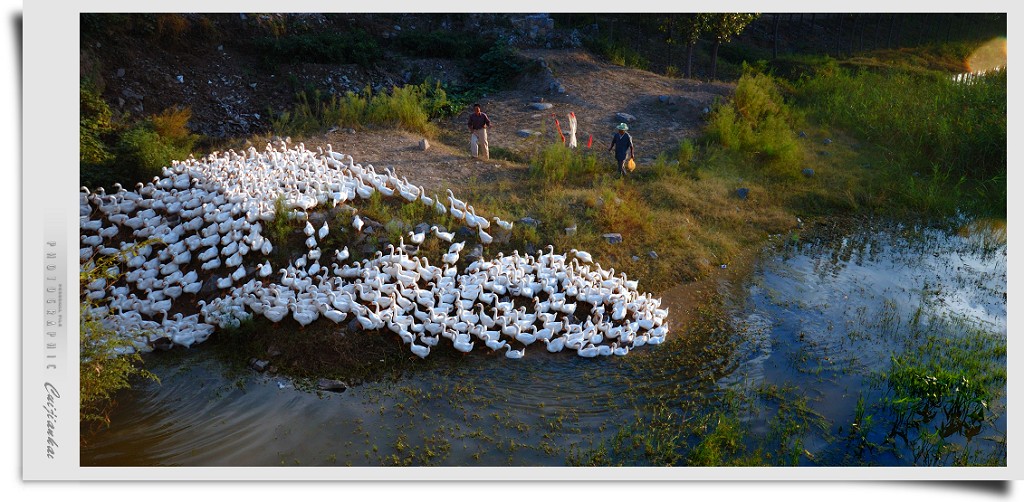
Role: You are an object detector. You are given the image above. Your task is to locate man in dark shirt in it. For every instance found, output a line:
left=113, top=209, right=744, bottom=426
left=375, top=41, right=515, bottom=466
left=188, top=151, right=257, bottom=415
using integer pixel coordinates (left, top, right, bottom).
left=467, top=103, right=491, bottom=160
left=608, top=123, right=635, bottom=177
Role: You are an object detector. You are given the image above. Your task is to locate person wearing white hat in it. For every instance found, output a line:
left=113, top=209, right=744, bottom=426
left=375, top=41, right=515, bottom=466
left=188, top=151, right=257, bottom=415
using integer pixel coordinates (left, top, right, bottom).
left=608, top=123, right=635, bottom=177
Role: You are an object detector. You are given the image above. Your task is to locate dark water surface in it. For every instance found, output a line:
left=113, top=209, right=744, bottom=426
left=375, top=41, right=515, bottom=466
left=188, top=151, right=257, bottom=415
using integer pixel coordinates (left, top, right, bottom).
left=81, top=219, right=1007, bottom=466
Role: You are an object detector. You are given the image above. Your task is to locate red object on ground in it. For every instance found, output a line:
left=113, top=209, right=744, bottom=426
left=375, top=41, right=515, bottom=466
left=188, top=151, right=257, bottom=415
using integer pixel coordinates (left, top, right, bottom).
left=552, top=114, right=565, bottom=143
left=587, top=134, right=593, bottom=148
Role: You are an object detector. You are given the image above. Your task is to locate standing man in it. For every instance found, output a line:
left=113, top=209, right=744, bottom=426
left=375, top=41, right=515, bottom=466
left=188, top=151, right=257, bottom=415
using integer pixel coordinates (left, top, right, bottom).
left=608, top=123, right=635, bottom=177
left=467, top=103, right=491, bottom=160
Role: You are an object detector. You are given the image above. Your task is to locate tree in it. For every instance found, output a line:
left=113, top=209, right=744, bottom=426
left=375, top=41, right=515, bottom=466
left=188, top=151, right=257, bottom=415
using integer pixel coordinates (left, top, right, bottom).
left=680, top=14, right=713, bottom=79
left=707, top=14, right=759, bottom=80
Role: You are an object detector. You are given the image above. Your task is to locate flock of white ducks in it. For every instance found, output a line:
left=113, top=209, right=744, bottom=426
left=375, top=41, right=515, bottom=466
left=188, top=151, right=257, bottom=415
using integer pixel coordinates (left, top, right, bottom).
left=81, top=142, right=669, bottom=358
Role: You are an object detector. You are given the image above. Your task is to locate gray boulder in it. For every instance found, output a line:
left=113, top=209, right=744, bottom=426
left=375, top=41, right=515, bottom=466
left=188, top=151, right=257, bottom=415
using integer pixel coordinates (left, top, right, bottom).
left=530, top=102, right=554, bottom=111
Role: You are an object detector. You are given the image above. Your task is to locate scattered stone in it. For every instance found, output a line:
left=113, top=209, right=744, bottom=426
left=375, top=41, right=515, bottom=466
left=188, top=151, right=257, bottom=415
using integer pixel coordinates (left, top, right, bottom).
left=465, top=244, right=484, bottom=260
left=658, top=95, right=669, bottom=104
left=615, top=112, right=636, bottom=123
left=266, top=346, right=283, bottom=358
left=519, top=217, right=541, bottom=227
left=419, top=139, right=430, bottom=151
left=530, top=102, right=554, bottom=111
left=345, top=128, right=356, bottom=134
left=631, top=255, right=640, bottom=262
left=249, top=358, right=270, bottom=372
left=556, top=84, right=566, bottom=94
left=116, top=68, right=125, bottom=78
left=603, top=233, right=623, bottom=244
left=798, top=131, right=807, bottom=138
left=359, top=243, right=376, bottom=255
left=823, top=138, right=832, bottom=145
left=317, top=378, right=348, bottom=392
left=565, top=225, right=577, bottom=236
left=721, top=264, right=728, bottom=269
left=517, top=129, right=534, bottom=138
left=455, top=226, right=476, bottom=240
left=176, top=75, right=184, bottom=84
left=647, top=250, right=659, bottom=259
left=736, top=187, right=750, bottom=200
left=802, top=168, right=815, bottom=177
left=150, top=337, right=173, bottom=351
left=413, top=222, right=431, bottom=235
left=218, top=45, right=224, bottom=51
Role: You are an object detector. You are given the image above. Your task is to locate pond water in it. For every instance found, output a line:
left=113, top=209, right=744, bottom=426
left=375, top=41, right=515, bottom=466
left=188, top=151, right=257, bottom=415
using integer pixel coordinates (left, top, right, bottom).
left=81, top=218, right=1007, bottom=467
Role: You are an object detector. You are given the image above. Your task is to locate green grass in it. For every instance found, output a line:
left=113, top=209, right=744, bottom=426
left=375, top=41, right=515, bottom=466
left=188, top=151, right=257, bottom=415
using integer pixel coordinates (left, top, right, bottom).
left=793, top=59, right=1006, bottom=216
left=270, top=81, right=455, bottom=138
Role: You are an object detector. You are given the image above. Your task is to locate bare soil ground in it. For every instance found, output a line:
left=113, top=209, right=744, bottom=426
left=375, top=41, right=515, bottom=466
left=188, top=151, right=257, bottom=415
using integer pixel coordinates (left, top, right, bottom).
left=288, top=50, right=735, bottom=193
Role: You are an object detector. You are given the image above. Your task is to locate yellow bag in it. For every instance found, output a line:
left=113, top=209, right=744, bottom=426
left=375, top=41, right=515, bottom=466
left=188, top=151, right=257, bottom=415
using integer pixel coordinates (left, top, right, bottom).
left=627, top=158, right=636, bottom=172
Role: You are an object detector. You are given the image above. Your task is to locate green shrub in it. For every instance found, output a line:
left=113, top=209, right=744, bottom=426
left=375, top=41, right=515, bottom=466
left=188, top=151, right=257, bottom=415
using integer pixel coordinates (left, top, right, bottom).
left=584, top=36, right=649, bottom=70
left=704, top=68, right=801, bottom=179
left=529, top=142, right=611, bottom=184
left=80, top=81, right=114, bottom=165
left=391, top=30, right=491, bottom=59
left=469, top=41, right=533, bottom=90
left=117, top=114, right=196, bottom=181
left=253, top=31, right=382, bottom=67
left=80, top=246, right=159, bottom=429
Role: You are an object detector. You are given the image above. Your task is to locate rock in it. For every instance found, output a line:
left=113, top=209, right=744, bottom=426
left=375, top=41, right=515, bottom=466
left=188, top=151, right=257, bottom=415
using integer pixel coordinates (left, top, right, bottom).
left=266, top=346, right=283, bottom=358
left=359, top=243, right=376, bottom=255
left=249, top=358, right=270, bottom=372
left=631, top=255, right=640, bottom=262
left=616, top=112, right=636, bottom=123
left=386, top=219, right=410, bottom=234
left=218, top=45, right=224, bottom=51
left=151, top=337, right=174, bottom=351
left=465, top=244, right=484, bottom=260
left=658, top=95, right=669, bottom=104
left=565, top=225, right=577, bottom=236
left=530, top=102, right=553, bottom=111
left=116, top=68, right=125, bottom=78
left=176, top=75, right=184, bottom=84
left=519, top=217, right=541, bottom=227
left=345, top=128, right=356, bottom=134
left=736, top=188, right=750, bottom=200
left=647, top=250, right=659, bottom=259
left=318, top=379, right=348, bottom=392
left=413, top=222, right=431, bottom=235
left=802, top=168, right=815, bottom=177
left=603, top=233, right=623, bottom=244
left=721, top=264, right=728, bottom=269
left=556, top=84, right=566, bottom=94
left=798, top=131, right=807, bottom=138
left=823, top=138, right=832, bottom=145
left=419, top=139, right=430, bottom=151
left=517, top=129, right=533, bottom=138
left=455, top=226, right=476, bottom=240
left=525, top=243, right=537, bottom=255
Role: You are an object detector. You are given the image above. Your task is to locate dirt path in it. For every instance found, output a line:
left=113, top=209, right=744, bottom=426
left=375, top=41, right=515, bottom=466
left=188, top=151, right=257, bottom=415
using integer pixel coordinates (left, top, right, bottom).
left=292, top=50, right=735, bottom=194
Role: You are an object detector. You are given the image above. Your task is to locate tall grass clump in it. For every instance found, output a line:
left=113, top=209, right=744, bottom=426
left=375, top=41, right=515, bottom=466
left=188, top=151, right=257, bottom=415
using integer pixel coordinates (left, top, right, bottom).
left=584, top=36, right=649, bottom=70
left=117, top=107, right=198, bottom=181
left=271, top=81, right=453, bottom=137
left=528, top=143, right=609, bottom=184
left=704, top=68, right=802, bottom=179
left=794, top=60, right=1006, bottom=215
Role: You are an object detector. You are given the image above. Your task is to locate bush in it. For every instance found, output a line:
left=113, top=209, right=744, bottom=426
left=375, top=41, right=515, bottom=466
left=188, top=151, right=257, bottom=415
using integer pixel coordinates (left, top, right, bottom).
left=391, top=30, right=490, bottom=59
left=469, top=41, right=533, bottom=90
left=584, top=36, right=649, bottom=70
left=117, top=110, right=197, bottom=182
left=80, top=81, right=114, bottom=165
left=253, top=31, right=382, bottom=67
left=529, top=142, right=610, bottom=184
left=704, top=68, right=801, bottom=179
left=272, top=81, right=452, bottom=137
left=80, top=247, right=159, bottom=429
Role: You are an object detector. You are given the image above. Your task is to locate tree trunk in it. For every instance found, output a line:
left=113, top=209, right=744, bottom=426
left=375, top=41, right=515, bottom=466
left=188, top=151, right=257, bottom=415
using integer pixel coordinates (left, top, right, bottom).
left=836, top=14, right=845, bottom=56
left=686, top=42, right=694, bottom=79
left=772, top=13, right=780, bottom=59
left=711, top=39, right=720, bottom=80
left=887, top=14, right=896, bottom=48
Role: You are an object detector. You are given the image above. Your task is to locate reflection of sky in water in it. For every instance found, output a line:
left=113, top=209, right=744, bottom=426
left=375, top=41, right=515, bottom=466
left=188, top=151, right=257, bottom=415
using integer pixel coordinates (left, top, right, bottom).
left=728, top=221, right=1006, bottom=388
